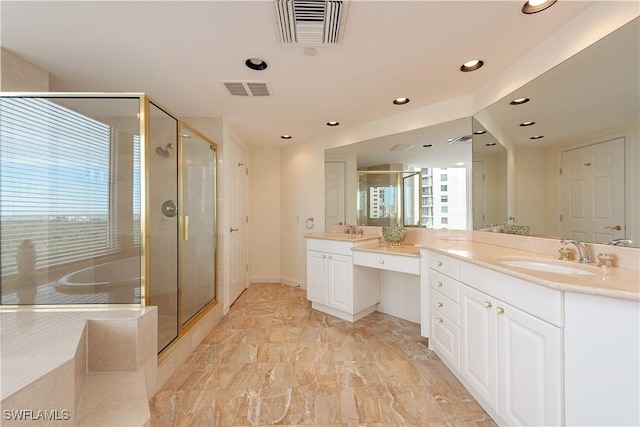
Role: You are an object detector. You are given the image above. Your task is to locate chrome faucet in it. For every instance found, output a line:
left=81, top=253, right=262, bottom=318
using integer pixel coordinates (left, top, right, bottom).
left=609, top=238, right=632, bottom=246
left=560, top=239, right=591, bottom=264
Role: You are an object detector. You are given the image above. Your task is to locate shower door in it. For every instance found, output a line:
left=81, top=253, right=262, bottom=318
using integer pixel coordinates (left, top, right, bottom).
left=179, top=125, right=217, bottom=326
left=147, top=102, right=179, bottom=351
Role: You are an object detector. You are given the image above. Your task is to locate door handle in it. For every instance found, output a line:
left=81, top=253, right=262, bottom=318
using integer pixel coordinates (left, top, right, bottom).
left=230, top=227, right=239, bottom=233
left=605, top=225, right=622, bottom=231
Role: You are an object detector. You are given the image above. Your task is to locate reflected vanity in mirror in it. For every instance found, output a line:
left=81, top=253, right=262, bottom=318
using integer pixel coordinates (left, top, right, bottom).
left=474, top=17, right=639, bottom=247
left=325, top=117, right=473, bottom=229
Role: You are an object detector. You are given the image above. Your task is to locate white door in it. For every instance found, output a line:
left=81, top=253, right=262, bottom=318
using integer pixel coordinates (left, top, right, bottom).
left=497, top=301, right=563, bottom=427
left=325, top=161, right=346, bottom=225
left=229, top=139, right=248, bottom=306
left=327, top=254, right=352, bottom=313
left=561, top=138, right=625, bottom=243
left=472, top=160, right=486, bottom=229
left=459, top=284, right=498, bottom=408
left=306, top=251, right=328, bottom=305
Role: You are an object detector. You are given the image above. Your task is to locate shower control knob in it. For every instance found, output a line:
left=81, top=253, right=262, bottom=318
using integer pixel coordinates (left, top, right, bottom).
left=161, top=200, right=178, bottom=217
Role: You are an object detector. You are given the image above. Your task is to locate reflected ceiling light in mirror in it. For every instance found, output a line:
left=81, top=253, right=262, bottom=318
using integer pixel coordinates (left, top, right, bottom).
left=485, top=142, right=497, bottom=146
left=390, top=144, right=414, bottom=152
left=530, top=135, right=544, bottom=140
left=280, top=134, right=292, bottom=140
left=520, top=121, right=536, bottom=126
left=510, top=97, right=530, bottom=105
left=422, top=144, right=433, bottom=148
left=326, top=121, right=340, bottom=126
left=522, top=0, right=557, bottom=14
left=460, top=59, right=484, bottom=72
left=456, top=162, right=465, bottom=166
left=473, top=130, right=486, bottom=135
left=245, top=58, right=268, bottom=70
left=393, top=97, right=410, bottom=105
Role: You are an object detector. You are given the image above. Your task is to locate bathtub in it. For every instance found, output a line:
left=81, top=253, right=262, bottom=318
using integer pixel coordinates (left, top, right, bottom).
left=55, top=257, right=141, bottom=303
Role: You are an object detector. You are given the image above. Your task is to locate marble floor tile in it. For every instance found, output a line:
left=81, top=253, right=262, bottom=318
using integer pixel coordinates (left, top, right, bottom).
left=150, top=283, right=495, bottom=426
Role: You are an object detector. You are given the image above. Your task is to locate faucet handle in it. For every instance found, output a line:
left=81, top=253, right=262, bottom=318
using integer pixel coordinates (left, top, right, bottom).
left=558, top=247, right=573, bottom=261
left=597, top=253, right=615, bottom=268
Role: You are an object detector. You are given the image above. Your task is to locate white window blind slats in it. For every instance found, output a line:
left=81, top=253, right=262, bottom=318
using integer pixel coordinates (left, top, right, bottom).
left=0, top=98, right=115, bottom=274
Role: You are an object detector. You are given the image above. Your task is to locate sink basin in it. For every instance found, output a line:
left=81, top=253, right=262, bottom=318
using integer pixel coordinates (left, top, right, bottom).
left=494, top=256, right=599, bottom=276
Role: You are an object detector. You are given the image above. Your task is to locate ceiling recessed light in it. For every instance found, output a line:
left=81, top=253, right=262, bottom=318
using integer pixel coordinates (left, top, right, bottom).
left=510, top=97, right=530, bottom=105
left=522, top=0, right=557, bottom=14
left=486, top=142, right=497, bottom=146
left=326, top=121, right=340, bottom=126
left=473, top=130, right=486, bottom=135
left=460, top=59, right=484, bottom=72
left=530, top=135, right=544, bottom=140
left=455, top=162, right=465, bottom=166
left=393, top=97, right=410, bottom=105
left=245, top=58, right=268, bottom=71
left=423, top=144, right=433, bottom=148
left=280, top=135, right=292, bottom=140
left=520, top=121, right=536, bottom=126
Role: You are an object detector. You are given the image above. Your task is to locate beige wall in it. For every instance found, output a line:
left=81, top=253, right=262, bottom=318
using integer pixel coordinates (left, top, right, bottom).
left=0, top=48, right=49, bottom=91
left=249, top=147, right=281, bottom=283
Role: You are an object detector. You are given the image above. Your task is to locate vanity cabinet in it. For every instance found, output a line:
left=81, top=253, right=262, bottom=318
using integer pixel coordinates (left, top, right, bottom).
left=459, top=283, right=563, bottom=426
left=426, top=253, right=461, bottom=372
left=306, top=237, right=379, bottom=322
left=423, top=250, right=564, bottom=426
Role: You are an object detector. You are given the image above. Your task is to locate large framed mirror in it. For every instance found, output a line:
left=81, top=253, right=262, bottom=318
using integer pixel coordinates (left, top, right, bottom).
left=325, top=117, right=473, bottom=229
left=473, top=17, right=639, bottom=247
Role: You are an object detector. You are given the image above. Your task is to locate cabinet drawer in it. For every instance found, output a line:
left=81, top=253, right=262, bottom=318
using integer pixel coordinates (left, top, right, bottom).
left=430, top=311, right=460, bottom=372
left=306, top=238, right=354, bottom=256
left=353, top=251, right=419, bottom=275
left=429, top=270, right=459, bottom=302
left=428, top=253, right=459, bottom=279
left=430, top=287, right=459, bottom=325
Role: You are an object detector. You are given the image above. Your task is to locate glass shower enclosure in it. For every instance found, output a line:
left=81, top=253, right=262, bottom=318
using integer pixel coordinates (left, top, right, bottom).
left=0, top=93, right=218, bottom=353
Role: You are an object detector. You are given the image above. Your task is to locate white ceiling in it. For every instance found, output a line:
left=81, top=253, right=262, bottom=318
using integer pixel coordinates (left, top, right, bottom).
left=1, top=1, right=598, bottom=147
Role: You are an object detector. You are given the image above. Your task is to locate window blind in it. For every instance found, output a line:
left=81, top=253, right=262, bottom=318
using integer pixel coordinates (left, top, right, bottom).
left=0, top=97, right=111, bottom=274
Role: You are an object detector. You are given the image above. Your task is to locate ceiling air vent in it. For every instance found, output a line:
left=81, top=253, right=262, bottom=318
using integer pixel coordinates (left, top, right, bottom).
left=275, top=0, right=347, bottom=45
left=223, top=81, right=271, bottom=97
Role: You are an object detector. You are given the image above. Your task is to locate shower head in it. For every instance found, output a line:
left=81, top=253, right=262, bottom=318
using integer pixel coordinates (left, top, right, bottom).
left=155, top=143, right=174, bottom=158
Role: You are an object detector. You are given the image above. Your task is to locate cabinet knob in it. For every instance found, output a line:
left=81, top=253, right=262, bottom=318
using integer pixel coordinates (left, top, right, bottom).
left=322, top=255, right=326, bottom=259
left=437, top=318, right=443, bottom=324
left=496, top=307, right=505, bottom=315
left=379, top=260, right=385, bottom=264
left=327, top=255, right=332, bottom=260
left=437, top=302, right=443, bottom=308
left=485, top=301, right=492, bottom=309
left=437, top=261, right=443, bottom=267
left=437, top=281, right=443, bottom=287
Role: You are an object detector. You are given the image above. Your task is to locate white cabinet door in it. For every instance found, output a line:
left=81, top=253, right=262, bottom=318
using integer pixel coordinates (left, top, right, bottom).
left=459, top=284, right=498, bottom=409
left=306, top=251, right=328, bottom=305
left=327, top=253, right=353, bottom=313
left=497, top=301, right=563, bottom=427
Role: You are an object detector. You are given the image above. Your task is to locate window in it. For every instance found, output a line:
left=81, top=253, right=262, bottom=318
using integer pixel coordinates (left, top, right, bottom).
left=1, top=98, right=112, bottom=273
left=441, top=195, right=448, bottom=203
left=441, top=185, right=448, bottom=192
left=441, top=206, right=448, bottom=213
left=441, top=218, right=449, bottom=225
left=440, top=174, right=448, bottom=181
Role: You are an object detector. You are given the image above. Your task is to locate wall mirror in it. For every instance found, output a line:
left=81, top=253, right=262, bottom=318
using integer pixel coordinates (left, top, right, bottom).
left=473, top=17, right=639, bottom=247
left=325, top=117, right=472, bottom=229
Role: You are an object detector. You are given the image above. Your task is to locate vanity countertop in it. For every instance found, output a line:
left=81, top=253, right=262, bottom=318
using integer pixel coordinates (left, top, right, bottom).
left=417, top=239, right=640, bottom=301
left=304, top=232, right=381, bottom=243
left=352, top=243, right=420, bottom=257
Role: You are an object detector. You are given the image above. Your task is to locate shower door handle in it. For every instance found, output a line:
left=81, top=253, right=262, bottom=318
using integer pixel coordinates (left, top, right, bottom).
left=180, top=216, right=190, bottom=241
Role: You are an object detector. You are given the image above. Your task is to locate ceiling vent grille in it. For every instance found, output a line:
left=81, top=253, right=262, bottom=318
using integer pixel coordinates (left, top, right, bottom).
left=275, top=0, right=347, bottom=45
left=223, top=81, right=271, bottom=97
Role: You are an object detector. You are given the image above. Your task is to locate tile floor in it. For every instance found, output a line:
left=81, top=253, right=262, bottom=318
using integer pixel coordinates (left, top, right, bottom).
left=150, top=283, right=495, bottom=426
